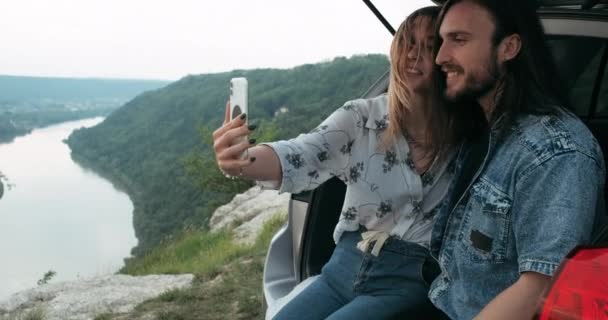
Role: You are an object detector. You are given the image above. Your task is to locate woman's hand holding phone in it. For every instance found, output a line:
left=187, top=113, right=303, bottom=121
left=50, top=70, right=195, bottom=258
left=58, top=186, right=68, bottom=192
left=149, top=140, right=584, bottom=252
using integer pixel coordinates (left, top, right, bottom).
left=213, top=77, right=282, bottom=183
left=212, top=101, right=257, bottom=178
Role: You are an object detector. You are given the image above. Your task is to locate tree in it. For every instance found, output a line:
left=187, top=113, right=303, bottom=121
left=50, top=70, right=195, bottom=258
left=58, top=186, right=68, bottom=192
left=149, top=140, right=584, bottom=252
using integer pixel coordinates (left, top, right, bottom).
left=0, top=171, right=7, bottom=200
left=37, top=270, right=56, bottom=286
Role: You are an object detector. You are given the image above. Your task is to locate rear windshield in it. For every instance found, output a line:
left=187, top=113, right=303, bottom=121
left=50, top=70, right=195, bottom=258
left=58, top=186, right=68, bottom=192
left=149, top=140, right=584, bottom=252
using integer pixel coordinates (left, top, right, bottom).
left=547, top=36, right=608, bottom=117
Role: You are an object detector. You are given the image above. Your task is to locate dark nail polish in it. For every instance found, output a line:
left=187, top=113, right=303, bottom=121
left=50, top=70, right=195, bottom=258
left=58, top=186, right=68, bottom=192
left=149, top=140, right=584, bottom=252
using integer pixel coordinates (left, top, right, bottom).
left=250, top=157, right=257, bottom=162
left=248, top=124, right=257, bottom=131
left=240, top=113, right=247, bottom=120
left=249, top=138, right=256, bottom=144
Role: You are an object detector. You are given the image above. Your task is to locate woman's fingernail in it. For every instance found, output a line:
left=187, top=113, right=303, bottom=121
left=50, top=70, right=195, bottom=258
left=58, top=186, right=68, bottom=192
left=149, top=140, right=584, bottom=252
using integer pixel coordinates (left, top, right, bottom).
left=250, top=157, right=257, bottom=162
left=248, top=124, right=257, bottom=131
left=249, top=138, right=256, bottom=144
left=240, top=113, right=247, bottom=120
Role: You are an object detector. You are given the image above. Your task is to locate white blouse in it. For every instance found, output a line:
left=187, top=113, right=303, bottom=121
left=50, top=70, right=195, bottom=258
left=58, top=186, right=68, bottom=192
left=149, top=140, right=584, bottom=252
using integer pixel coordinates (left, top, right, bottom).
left=264, top=94, right=455, bottom=247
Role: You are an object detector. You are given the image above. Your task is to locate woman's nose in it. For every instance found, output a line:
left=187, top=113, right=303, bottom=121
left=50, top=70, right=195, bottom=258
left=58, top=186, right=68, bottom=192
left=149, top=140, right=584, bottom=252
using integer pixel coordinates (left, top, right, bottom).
left=407, top=45, right=419, bottom=60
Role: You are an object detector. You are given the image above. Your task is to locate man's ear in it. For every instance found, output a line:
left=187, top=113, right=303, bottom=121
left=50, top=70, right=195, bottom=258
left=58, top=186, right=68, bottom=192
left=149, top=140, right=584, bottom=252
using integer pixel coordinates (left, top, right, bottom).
left=498, top=33, right=522, bottom=62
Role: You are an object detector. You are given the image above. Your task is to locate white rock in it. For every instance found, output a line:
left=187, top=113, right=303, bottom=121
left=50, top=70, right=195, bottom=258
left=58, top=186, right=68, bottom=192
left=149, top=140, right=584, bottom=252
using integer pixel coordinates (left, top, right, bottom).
left=233, top=208, right=287, bottom=245
left=209, top=186, right=289, bottom=243
left=0, top=274, right=194, bottom=320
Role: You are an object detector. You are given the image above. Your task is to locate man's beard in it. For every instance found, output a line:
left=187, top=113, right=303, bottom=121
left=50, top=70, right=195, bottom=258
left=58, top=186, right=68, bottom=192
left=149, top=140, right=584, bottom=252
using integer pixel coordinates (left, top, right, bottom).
left=444, top=51, right=500, bottom=103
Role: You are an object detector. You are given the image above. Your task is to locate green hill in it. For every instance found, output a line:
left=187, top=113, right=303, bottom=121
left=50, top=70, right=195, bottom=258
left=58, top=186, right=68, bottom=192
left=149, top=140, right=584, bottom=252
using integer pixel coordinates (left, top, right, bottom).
left=0, top=75, right=169, bottom=143
left=66, top=54, right=390, bottom=256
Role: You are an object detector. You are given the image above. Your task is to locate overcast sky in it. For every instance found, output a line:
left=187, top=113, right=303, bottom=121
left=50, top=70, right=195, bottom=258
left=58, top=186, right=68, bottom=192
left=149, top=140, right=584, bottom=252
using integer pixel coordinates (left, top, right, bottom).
left=0, top=0, right=433, bottom=80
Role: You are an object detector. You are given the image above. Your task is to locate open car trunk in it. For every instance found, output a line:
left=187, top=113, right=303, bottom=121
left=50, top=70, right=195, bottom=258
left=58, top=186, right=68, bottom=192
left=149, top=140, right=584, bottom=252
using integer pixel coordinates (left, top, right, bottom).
left=296, top=0, right=608, bottom=284
left=263, top=2, right=608, bottom=317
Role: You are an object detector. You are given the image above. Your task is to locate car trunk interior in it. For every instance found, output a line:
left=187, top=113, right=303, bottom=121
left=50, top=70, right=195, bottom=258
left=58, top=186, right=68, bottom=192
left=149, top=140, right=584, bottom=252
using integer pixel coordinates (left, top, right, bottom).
left=297, top=26, right=608, bottom=280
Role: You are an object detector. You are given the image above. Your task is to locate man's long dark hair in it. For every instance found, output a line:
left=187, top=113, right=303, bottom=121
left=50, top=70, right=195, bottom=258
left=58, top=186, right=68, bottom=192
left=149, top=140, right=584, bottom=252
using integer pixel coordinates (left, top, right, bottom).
left=433, top=0, right=569, bottom=129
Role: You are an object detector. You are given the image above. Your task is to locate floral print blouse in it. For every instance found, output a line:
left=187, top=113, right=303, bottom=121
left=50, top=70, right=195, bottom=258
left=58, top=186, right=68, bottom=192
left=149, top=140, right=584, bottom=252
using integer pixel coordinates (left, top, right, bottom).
left=264, top=94, right=455, bottom=247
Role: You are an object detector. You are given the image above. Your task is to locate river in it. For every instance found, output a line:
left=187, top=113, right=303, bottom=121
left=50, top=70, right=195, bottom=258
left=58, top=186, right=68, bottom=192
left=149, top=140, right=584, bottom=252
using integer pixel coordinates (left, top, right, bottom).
left=0, top=118, right=137, bottom=300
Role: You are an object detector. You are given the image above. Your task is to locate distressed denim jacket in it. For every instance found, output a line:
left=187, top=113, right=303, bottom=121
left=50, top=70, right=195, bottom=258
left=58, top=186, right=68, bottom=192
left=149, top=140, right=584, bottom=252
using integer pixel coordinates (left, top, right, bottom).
left=428, top=109, right=605, bottom=320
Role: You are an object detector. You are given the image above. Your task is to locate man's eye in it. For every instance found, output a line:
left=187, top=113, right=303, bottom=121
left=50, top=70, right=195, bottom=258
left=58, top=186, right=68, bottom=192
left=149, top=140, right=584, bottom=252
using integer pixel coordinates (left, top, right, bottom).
left=454, top=38, right=466, bottom=44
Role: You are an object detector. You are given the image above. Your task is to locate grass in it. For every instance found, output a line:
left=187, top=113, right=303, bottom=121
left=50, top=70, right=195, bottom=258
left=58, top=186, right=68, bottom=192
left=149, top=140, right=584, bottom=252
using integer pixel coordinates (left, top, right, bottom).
left=4, top=307, right=46, bottom=320
left=106, top=211, right=287, bottom=320
left=94, top=314, right=113, bottom=320
left=252, top=212, right=287, bottom=254
left=120, top=229, right=250, bottom=276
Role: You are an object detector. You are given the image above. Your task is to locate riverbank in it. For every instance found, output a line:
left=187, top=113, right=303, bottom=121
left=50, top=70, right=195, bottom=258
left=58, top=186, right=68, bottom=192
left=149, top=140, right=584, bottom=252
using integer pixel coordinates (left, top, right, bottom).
left=0, top=119, right=136, bottom=300
left=0, top=109, right=115, bottom=144
left=0, top=210, right=287, bottom=320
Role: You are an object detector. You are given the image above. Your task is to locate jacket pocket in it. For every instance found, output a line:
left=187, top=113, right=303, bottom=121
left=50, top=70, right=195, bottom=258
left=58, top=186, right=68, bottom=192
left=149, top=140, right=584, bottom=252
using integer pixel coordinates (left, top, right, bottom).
left=458, top=178, right=512, bottom=263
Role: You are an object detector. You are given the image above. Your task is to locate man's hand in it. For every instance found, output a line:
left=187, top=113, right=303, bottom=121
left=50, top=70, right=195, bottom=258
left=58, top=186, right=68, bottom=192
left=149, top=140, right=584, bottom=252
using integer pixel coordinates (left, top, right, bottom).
left=474, top=272, right=551, bottom=320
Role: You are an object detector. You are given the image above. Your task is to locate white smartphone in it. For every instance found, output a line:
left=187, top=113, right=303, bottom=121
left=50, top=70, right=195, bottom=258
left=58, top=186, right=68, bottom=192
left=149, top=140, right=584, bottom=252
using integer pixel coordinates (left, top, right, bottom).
left=229, top=77, right=249, bottom=159
left=229, top=77, right=248, bottom=122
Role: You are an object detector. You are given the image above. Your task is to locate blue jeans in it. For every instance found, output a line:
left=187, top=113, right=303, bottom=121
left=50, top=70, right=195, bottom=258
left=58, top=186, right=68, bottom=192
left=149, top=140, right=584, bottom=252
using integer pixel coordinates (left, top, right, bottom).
left=273, top=231, right=444, bottom=320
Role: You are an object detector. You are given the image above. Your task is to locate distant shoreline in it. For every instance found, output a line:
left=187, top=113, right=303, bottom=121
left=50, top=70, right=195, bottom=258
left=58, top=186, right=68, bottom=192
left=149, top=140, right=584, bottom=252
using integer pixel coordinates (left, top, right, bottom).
left=0, top=109, right=113, bottom=144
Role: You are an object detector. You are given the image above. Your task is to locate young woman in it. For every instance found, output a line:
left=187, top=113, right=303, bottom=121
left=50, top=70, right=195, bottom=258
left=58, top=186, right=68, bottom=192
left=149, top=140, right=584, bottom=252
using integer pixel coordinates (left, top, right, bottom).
left=213, top=6, right=465, bottom=319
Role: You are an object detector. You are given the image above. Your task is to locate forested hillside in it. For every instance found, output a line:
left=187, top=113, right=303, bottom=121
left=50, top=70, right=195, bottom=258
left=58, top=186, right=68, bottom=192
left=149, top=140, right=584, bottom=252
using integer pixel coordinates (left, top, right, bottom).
left=66, top=54, right=389, bottom=256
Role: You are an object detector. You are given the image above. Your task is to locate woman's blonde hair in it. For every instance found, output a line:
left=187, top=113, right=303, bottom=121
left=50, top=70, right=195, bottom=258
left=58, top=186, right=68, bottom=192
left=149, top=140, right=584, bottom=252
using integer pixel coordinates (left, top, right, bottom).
left=384, top=6, right=442, bottom=151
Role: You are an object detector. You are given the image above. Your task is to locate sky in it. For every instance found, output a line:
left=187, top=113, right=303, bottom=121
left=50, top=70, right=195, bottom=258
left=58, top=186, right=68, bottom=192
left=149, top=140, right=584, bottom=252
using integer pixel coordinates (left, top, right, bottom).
left=0, top=0, right=433, bottom=80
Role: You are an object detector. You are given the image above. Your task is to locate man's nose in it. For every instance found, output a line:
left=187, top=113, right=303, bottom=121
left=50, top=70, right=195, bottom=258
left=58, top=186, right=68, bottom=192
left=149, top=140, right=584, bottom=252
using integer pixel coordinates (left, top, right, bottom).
left=435, top=43, right=449, bottom=66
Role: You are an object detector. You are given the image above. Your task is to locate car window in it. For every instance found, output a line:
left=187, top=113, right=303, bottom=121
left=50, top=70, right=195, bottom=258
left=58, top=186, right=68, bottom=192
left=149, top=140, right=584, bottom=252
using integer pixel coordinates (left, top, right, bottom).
left=547, top=36, right=607, bottom=117
left=595, top=54, right=608, bottom=117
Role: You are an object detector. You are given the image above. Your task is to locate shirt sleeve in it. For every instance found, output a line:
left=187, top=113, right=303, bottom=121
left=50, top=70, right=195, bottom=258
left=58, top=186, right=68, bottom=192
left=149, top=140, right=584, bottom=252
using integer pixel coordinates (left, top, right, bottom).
left=262, top=101, right=365, bottom=194
left=513, top=151, right=604, bottom=276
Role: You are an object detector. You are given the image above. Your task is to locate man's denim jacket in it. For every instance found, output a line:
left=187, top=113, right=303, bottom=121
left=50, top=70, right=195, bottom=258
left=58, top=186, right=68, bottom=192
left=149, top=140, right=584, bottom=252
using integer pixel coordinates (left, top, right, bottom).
left=428, top=110, right=605, bottom=320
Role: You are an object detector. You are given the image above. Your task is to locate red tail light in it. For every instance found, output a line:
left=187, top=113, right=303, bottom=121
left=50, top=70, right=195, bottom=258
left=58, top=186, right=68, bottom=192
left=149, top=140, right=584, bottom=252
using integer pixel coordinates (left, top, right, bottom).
left=536, top=247, right=608, bottom=320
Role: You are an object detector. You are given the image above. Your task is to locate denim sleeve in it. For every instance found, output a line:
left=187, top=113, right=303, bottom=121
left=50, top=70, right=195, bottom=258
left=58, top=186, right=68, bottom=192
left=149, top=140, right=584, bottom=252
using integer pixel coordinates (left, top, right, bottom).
left=263, top=102, right=363, bottom=194
left=512, top=151, right=604, bottom=276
